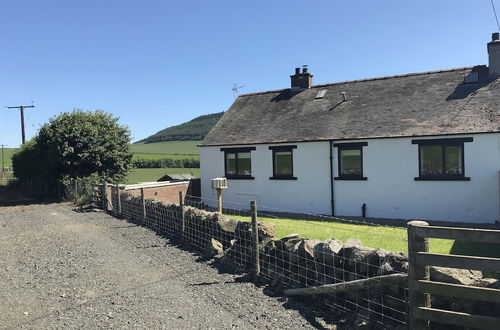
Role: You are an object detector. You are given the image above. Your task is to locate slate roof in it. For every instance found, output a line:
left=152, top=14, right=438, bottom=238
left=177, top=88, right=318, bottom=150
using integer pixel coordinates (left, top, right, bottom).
left=202, top=66, right=500, bottom=146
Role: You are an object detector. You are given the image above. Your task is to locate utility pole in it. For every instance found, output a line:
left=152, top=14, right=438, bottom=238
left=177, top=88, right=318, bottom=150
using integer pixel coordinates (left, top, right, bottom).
left=6, top=104, right=35, bottom=144
left=0, top=144, right=6, bottom=171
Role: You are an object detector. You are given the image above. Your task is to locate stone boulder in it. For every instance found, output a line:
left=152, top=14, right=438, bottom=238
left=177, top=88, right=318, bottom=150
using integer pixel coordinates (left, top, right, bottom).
left=298, top=239, right=323, bottom=260
left=215, top=214, right=239, bottom=233
left=339, top=239, right=363, bottom=261
left=430, top=266, right=483, bottom=285
left=377, top=252, right=408, bottom=275
left=258, top=222, right=276, bottom=240
left=313, top=239, right=343, bottom=265
left=205, top=238, right=224, bottom=258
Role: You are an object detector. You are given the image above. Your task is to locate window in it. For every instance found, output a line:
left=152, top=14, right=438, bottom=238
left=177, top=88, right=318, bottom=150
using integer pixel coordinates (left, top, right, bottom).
left=221, top=147, right=255, bottom=179
left=269, top=145, right=297, bottom=180
left=333, top=142, right=368, bottom=180
left=412, top=138, right=472, bottom=181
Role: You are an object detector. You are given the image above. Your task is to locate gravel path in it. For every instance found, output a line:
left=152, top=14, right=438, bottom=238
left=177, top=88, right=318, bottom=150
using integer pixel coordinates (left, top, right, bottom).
left=0, top=203, right=321, bottom=329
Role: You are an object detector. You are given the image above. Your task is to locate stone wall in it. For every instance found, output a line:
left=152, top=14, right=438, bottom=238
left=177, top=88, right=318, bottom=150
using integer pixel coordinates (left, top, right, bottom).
left=115, top=195, right=500, bottom=329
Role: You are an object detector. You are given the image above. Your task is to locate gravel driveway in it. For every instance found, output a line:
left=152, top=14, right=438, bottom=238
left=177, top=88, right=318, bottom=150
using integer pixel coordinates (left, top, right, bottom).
left=0, top=203, right=319, bottom=329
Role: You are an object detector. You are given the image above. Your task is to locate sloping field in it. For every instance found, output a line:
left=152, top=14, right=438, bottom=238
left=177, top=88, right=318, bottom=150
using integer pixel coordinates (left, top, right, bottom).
left=132, top=141, right=199, bottom=155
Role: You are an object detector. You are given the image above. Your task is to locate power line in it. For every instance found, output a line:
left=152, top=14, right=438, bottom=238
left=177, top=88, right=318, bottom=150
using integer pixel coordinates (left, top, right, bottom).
left=5, top=104, right=35, bottom=144
left=492, top=0, right=500, bottom=32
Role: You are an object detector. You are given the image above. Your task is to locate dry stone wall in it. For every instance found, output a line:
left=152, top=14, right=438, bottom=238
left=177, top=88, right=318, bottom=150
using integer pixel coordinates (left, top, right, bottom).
left=115, top=194, right=500, bottom=329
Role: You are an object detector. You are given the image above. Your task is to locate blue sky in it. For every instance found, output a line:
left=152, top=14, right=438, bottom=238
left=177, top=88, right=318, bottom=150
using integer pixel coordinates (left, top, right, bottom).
left=1, top=0, right=498, bottom=147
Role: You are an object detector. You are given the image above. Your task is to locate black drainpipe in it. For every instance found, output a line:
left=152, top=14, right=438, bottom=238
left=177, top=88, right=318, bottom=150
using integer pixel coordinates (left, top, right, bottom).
left=329, top=140, right=335, bottom=216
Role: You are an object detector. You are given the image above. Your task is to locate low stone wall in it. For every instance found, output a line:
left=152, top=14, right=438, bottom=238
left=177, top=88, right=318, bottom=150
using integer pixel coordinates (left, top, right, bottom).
left=115, top=194, right=500, bottom=329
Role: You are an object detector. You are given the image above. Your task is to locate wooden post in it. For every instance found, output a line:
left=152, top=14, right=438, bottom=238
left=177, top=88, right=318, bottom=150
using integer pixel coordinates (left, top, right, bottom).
left=116, top=184, right=121, bottom=216
left=102, top=182, right=107, bottom=210
left=216, top=188, right=222, bottom=214
left=408, top=220, right=431, bottom=330
left=250, top=200, right=260, bottom=280
left=74, top=179, right=78, bottom=202
left=141, top=187, right=146, bottom=223
left=179, top=191, right=185, bottom=240
left=284, top=273, right=408, bottom=297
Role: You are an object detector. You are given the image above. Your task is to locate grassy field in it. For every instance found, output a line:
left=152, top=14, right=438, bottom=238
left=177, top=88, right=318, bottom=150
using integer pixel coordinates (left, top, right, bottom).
left=132, top=141, right=199, bottom=155
left=1, top=148, right=17, bottom=168
left=133, top=153, right=199, bottom=161
left=126, top=168, right=200, bottom=184
left=229, top=214, right=500, bottom=257
left=0, top=171, right=14, bottom=186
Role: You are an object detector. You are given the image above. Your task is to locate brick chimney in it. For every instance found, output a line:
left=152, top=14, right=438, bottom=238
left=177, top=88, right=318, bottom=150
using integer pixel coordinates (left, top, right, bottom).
left=488, top=32, right=500, bottom=78
left=290, top=65, right=313, bottom=90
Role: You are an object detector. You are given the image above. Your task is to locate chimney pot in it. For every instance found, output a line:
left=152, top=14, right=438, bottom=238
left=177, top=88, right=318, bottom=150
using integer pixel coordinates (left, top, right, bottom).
left=290, top=65, right=313, bottom=89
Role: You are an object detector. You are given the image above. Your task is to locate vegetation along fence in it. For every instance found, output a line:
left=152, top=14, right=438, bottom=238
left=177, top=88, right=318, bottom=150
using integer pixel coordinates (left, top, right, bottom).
left=93, top=183, right=500, bottom=329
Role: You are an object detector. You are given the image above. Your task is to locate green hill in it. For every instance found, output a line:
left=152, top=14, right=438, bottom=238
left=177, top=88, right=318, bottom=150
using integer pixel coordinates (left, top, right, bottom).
left=137, top=112, right=223, bottom=144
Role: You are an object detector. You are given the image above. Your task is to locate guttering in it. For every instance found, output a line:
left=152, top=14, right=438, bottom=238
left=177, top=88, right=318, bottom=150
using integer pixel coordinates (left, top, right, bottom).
left=199, top=130, right=500, bottom=148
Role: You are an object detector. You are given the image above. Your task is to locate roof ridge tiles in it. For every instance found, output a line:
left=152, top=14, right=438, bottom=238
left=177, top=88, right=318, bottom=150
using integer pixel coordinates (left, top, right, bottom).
left=238, top=66, right=475, bottom=97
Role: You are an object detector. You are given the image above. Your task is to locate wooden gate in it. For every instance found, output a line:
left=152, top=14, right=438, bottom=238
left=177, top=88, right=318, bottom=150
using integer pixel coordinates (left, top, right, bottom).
left=407, top=221, right=500, bottom=329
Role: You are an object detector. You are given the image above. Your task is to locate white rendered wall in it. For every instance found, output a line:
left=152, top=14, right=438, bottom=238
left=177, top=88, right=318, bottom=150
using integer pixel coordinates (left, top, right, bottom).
left=333, top=133, right=500, bottom=223
left=200, top=141, right=332, bottom=214
left=201, top=133, right=500, bottom=223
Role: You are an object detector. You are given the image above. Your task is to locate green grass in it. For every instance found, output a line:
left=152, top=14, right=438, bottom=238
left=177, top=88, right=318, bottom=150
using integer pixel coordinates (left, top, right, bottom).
left=0, top=171, right=14, bottom=186
left=1, top=148, right=17, bottom=168
left=126, top=168, right=200, bottom=184
left=133, top=153, right=199, bottom=161
left=229, top=214, right=500, bottom=257
left=132, top=141, right=199, bottom=155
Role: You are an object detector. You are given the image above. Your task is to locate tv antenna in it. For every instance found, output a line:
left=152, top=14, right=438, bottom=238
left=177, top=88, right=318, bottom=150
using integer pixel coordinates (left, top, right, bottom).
left=6, top=102, right=35, bottom=144
left=492, top=0, right=500, bottom=32
left=232, top=83, right=245, bottom=99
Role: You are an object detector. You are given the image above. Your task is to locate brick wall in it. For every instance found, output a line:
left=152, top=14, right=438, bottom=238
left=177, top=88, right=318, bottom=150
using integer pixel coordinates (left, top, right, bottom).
left=126, top=182, right=190, bottom=205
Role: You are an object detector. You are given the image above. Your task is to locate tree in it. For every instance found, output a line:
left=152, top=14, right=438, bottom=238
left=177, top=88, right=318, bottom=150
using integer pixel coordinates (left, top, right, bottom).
left=13, top=110, right=133, bottom=183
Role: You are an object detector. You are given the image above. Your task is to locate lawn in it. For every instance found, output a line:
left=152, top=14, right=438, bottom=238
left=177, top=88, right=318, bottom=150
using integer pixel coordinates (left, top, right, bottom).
left=229, top=214, right=500, bottom=258
left=126, top=168, right=200, bottom=184
left=132, top=141, right=199, bottom=155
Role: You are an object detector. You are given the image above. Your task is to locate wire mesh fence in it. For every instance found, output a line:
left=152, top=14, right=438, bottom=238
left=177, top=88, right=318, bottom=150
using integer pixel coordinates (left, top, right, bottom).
left=96, top=185, right=410, bottom=329
left=186, top=195, right=409, bottom=329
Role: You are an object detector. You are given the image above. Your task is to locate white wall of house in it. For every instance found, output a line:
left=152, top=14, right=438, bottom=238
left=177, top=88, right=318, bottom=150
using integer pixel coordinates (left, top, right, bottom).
left=200, top=141, right=332, bottom=214
left=201, top=133, right=500, bottom=223
left=333, top=133, right=500, bottom=223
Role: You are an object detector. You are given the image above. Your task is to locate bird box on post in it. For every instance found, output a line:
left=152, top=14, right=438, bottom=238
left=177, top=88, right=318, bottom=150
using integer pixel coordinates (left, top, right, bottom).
left=211, top=177, right=228, bottom=213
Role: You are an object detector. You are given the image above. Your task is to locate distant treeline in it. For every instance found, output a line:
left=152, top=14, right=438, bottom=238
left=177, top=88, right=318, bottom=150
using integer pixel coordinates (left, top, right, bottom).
left=134, top=158, right=200, bottom=169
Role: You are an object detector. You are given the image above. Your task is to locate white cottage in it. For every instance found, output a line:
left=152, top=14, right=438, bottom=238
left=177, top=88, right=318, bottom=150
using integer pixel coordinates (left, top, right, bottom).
left=200, top=34, right=500, bottom=223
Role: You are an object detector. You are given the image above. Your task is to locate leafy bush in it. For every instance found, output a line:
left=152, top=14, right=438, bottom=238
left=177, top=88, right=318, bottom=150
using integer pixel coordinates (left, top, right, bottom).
left=13, top=110, right=133, bottom=185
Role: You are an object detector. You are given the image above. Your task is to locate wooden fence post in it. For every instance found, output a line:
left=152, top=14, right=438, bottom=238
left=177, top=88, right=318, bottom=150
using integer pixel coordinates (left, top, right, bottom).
left=102, top=182, right=107, bottom=210
left=408, top=220, right=431, bottom=330
left=216, top=188, right=223, bottom=214
left=141, top=187, right=146, bottom=223
left=116, top=183, right=121, bottom=216
left=250, top=200, right=260, bottom=280
left=74, top=179, right=78, bottom=202
left=179, top=191, right=185, bottom=240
